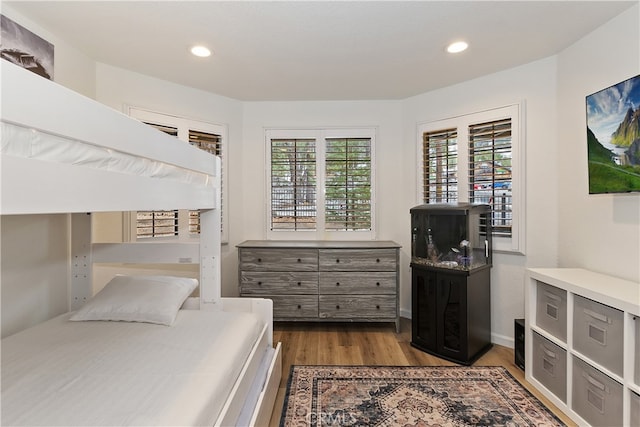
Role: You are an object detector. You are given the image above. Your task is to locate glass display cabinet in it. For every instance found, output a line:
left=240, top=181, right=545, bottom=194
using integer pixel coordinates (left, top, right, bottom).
left=410, top=203, right=493, bottom=365
left=410, top=203, right=492, bottom=270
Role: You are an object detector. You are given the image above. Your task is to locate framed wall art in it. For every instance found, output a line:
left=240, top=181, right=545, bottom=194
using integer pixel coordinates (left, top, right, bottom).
left=1, top=14, right=54, bottom=79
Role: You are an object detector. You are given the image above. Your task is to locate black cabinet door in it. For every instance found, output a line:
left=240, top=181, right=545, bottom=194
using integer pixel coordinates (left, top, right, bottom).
left=411, top=265, right=491, bottom=365
left=411, top=268, right=437, bottom=351
left=436, top=273, right=468, bottom=360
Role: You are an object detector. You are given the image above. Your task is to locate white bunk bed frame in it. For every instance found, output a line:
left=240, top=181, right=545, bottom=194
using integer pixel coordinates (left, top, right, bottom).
left=0, top=61, right=281, bottom=426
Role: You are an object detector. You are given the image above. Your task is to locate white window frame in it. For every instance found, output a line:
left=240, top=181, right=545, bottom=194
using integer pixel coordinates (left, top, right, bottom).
left=126, top=106, right=229, bottom=244
left=266, top=127, right=377, bottom=241
left=417, top=103, right=525, bottom=254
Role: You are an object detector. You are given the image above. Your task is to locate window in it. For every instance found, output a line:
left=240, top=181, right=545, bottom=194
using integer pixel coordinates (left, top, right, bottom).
left=468, top=119, right=513, bottom=238
left=418, top=104, right=524, bottom=253
left=270, top=139, right=317, bottom=230
left=325, top=138, right=372, bottom=231
left=422, top=128, right=458, bottom=204
left=267, top=128, right=376, bottom=239
left=127, top=107, right=228, bottom=242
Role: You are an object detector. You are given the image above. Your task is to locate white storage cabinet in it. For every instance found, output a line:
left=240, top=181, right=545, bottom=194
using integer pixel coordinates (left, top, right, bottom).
left=525, top=268, right=640, bottom=426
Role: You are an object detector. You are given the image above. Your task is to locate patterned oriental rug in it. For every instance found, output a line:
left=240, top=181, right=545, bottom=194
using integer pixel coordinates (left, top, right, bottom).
left=280, top=365, right=566, bottom=426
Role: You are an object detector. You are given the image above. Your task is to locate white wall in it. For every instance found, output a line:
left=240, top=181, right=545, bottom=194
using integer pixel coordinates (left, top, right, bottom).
left=402, top=57, right=560, bottom=346
left=1, top=215, right=69, bottom=337
left=0, top=5, right=96, bottom=337
left=556, top=5, right=640, bottom=283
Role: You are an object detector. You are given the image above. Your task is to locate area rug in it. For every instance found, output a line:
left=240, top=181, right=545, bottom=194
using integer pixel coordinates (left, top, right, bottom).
left=280, top=365, right=565, bottom=426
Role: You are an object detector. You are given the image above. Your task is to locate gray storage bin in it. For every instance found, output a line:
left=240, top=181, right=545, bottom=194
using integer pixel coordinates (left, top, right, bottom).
left=573, top=294, right=623, bottom=376
left=572, top=356, right=623, bottom=427
left=631, top=391, right=640, bottom=427
left=636, top=316, right=640, bottom=386
left=536, top=281, right=567, bottom=341
left=531, top=331, right=566, bottom=402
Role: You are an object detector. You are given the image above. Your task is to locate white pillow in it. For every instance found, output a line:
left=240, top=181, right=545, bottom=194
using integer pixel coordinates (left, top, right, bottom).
left=70, top=275, right=198, bottom=326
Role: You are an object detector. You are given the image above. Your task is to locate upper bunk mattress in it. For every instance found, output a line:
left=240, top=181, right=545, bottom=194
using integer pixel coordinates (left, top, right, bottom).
left=1, top=309, right=263, bottom=426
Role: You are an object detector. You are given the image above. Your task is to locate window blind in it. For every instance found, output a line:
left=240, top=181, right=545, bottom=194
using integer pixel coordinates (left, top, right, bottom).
left=423, top=128, right=458, bottom=204
left=468, top=118, right=513, bottom=237
left=188, top=130, right=222, bottom=235
left=270, top=139, right=317, bottom=230
left=325, top=138, right=372, bottom=231
left=136, top=210, right=178, bottom=238
left=137, top=123, right=179, bottom=238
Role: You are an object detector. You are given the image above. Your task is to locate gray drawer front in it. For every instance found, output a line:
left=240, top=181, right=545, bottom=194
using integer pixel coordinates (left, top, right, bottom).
left=631, top=391, right=640, bottom=427
left=240, top=272, right=318, bottom=295
left=270, top=295, right=318, bottom=318
left=531, top=331, right=567, bottom=403
left=319, top=295, right=396, bottom=319
left=636, top=316, right=640, bottom=386
left=573, top=294, right=623, bottom=376
left=572, top=356, right=623, bottom=427
left=319, top=272, right=396, bottom=294
left=319, top=249, right=397, bottom=271
left=536, top=281, right=567, bottom=342
left=239, top=248, right=318, bottom=271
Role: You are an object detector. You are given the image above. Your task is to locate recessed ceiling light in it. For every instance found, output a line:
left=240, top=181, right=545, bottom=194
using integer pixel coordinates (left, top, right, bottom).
left=191, top=45, right=211, bottom=58
left=447, top=41, right=468, bottom=54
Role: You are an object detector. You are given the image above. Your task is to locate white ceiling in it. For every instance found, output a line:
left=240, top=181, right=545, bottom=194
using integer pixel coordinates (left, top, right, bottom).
left=5, top=0, right=636, bottom=101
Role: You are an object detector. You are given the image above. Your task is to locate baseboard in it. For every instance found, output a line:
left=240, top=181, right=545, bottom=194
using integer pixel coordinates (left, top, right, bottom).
left=400, top=308, right=412, bottom=320
left=491, top=332, right=514, bottom=349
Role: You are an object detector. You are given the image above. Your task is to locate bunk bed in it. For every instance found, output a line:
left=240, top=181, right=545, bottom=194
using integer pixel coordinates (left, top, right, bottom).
left=0, top=61, right=281, bottom=426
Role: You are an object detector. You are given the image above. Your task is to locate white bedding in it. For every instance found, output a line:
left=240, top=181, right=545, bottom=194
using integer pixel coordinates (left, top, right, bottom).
left=1, top=309, right=263, bottom=426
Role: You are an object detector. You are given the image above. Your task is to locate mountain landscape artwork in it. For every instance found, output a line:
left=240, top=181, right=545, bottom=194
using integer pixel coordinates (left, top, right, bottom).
left=586, top=74, right=640, bottom=194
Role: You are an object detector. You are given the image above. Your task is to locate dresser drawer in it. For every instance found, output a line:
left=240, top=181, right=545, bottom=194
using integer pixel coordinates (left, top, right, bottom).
left=239, top=248, right=318, bottom=271
left=573, top=294, right=623, bottom=376
left=635, top=316, right=640, bottom=386
left=270, top=295, right=319, bottom=318
left=319, top=272, right=396, bottom=294
left=240, top=272, right=318, bottom=295
left=536, top=281, right=567, bottom=342
left=319, top=295, right=396, bottom=319
left=572, top=356, right=622, bottom=427
left=319, top=249, right=396, bottom=271
left=531, top=331, right=566, bottom=403
left=631, top=390, right=640, bottom=427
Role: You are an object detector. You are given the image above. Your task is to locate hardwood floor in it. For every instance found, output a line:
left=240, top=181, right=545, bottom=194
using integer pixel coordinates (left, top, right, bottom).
left=268, top=318, right=576, bottom=426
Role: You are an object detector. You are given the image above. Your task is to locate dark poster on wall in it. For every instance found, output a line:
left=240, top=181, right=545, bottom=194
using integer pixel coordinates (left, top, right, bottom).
left=0, top=14, right=54, bottom=79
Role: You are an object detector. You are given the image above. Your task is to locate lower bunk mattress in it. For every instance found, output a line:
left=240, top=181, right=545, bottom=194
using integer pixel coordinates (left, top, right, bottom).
left=1, top=309, right=264, bottom=426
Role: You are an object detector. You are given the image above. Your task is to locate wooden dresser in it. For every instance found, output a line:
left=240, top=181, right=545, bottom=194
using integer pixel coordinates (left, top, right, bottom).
left=237, top=240, right=401, bottom=332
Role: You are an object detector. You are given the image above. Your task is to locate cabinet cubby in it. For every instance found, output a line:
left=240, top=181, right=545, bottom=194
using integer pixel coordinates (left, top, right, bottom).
left=525, top=268, right=640, bottom=426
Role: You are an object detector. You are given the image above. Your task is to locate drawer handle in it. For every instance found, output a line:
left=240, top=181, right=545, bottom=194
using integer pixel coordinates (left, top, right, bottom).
left=336, top=282, right=340, bottom=286
left=336, top=259, right=340, bottom=263
left=336, top=305, right=340, bottom=309
left=544, top=291, right=561, bottom=302
left=297, top=305, right=301, bottom=309
left=583, top=308, right=610, bottom=324
left=583, top=372, right=608, bottom=392
left=257, top=258, right=262, bottom=263
left=258, top=281, right=262, bottom=286
left=376, top=305, right=380, bottom=309
left=297, top=258, right=301, bottom=262
left=376, top=282, right=380, bottom=286
left=376, top=258, right=380, bottom=263
left=297, top=282, right=301, bottom=286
